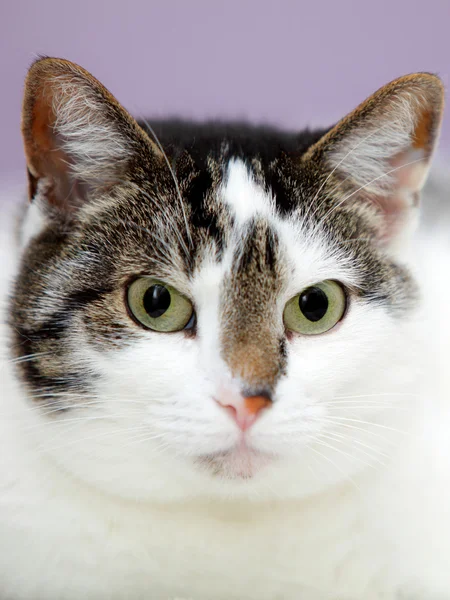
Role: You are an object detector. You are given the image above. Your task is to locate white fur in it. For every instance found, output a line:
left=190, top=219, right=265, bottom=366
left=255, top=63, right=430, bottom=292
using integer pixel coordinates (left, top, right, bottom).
left=221, top=158, right=275, bottom=223
left=0, top=168, right=450, bottom=600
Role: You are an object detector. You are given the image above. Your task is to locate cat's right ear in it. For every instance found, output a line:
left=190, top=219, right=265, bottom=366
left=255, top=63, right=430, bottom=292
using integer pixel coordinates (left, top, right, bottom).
left=21, top=57, right=160, bottom=211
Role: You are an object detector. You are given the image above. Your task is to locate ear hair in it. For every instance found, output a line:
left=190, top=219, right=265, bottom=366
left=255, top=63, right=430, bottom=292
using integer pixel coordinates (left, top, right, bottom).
left=21, top=57, right=160, bottom=210
left=305, top=73, right=445, bottom=249
left=49, top=74, right=133, bottom=181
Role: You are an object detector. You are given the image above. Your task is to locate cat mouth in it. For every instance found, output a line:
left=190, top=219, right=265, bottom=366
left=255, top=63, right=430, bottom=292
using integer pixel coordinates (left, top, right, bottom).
left=195, top=441, right=273, bottom=479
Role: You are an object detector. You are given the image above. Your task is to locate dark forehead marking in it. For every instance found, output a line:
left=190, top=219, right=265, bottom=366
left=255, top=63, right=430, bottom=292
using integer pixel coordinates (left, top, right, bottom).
left=139, top=118, right=330, bottom=225
left=175, top=153, right=229, bottom=260
left=139, top=119, right=330, bottom=162
left=234, top=219, right=279, bottom=276
left=131, top=121, right=417, bottom=312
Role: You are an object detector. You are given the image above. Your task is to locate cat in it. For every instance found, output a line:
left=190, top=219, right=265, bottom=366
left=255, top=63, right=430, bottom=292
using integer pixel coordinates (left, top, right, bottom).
left=0, top=56, right=449, bottom=600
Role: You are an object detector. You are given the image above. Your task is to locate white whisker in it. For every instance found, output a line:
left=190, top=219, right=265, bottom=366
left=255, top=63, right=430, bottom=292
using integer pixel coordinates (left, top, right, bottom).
left=305, top=119, right=400, bottom=222
left=140, top=118, right=193, bottom=249
left=322, top=156, right=426, bottom=221
left=306, top=442, right=361, bottom=493
left=317, top=430, right=390, bottom=464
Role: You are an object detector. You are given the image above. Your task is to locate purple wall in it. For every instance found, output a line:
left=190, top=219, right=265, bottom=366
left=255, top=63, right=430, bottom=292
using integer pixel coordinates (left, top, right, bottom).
left=1, top=0, right=449, bottom=181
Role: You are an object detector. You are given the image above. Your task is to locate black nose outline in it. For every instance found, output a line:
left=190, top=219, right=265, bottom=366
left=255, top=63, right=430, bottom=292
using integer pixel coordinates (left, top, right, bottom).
left=241, top=387, right=273, bottom=403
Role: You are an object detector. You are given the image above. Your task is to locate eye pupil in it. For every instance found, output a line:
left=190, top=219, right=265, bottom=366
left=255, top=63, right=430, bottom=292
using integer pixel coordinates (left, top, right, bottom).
left=299, top=287, right=329, bottom=322
left=143, top=285, right=171, bottom=318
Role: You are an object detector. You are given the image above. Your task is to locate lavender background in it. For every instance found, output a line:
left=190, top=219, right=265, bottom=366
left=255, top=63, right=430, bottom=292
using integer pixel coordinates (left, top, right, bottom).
left=1, top=0, right=449, bottom=183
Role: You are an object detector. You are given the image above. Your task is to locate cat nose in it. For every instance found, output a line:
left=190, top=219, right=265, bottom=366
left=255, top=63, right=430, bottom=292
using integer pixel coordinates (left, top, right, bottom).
left=215, top=393, right=272, bottom=431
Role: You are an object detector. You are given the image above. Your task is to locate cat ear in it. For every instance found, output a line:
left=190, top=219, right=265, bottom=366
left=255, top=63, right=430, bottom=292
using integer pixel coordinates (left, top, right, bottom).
left=21, top=57, right=159, bottom=210
left=305, top=73, right=445, bottom=250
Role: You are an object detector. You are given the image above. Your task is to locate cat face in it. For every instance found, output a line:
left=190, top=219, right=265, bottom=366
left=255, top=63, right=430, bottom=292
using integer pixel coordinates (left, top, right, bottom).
left=10, top=59, right=444, bottom=501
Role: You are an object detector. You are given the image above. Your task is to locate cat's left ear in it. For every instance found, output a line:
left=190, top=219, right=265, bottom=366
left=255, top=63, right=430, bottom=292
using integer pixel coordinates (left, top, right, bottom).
left=305, top=73, right=445, bottom=250
left=22, top=57, right=160, bottom=210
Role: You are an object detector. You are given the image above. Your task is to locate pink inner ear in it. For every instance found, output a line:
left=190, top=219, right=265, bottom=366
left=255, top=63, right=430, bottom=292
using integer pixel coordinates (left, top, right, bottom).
left=370, top=191, right=413, bottom=245
left=316, top=75, right=443, bottom=250
left=390, top=148, right=429, bottom=196
left=370, top=147, right=428, bottom=245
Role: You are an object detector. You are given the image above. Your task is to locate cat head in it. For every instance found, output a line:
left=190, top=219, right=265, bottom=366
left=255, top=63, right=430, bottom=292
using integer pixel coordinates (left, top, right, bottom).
left=11, top=58, right=444, bottom=501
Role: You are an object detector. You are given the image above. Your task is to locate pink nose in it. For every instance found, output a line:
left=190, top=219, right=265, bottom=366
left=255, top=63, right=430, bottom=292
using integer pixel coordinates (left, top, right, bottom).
left=216, top=395, right=272, bottom=431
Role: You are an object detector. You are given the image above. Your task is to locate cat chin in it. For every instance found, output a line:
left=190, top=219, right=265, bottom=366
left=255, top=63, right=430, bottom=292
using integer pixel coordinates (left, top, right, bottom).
left=194, top=440, right=275, bottom=480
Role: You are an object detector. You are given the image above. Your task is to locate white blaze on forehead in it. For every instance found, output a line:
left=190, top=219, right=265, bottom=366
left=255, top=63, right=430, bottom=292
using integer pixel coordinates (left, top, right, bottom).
left=220, top=158, right=361, bottom=294
left=221, top=159, right=274, bottom=224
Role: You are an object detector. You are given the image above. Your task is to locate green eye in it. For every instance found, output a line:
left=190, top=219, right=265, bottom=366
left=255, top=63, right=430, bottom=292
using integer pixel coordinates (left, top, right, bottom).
left=283, top=280, right=347, bottom=335
left=127, top=278, right=194, bottom=332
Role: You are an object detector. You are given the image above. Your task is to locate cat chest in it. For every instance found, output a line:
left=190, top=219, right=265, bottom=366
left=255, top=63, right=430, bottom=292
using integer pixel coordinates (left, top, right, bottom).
left=0, top=494, right=391, bottom=600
